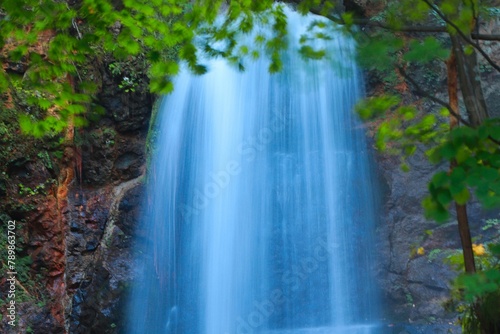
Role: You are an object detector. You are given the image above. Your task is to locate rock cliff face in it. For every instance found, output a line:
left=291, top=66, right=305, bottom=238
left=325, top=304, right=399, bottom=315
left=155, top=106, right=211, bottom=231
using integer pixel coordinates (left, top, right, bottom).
left=375, top=149, right=477, bottom=324
left=364, top=13, right=500, bottom=325
left=374, top=138, right=499, bottom=330
left=0, top=56, right=152, bottom=333
left=64, top=60, right=152, bottom=333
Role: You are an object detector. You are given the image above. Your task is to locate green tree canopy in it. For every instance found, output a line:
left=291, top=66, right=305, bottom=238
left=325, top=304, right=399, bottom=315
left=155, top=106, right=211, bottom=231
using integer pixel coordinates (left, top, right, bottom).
left=0, top=0, right=288, bottom=136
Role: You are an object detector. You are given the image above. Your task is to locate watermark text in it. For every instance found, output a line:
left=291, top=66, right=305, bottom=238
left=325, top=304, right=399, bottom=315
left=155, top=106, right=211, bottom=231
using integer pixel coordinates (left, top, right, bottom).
left=5, top=219, right=17, bottom=327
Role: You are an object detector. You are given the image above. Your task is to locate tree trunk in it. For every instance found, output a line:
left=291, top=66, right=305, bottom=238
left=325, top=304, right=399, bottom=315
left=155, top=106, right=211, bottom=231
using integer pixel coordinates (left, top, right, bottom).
left=446, top=51, right=477, bottom=274
left=450, top=35, right=488, bottom=127
left=455, top=203, right=476, bottom=273
left=447, top=46, right=496, bottom=334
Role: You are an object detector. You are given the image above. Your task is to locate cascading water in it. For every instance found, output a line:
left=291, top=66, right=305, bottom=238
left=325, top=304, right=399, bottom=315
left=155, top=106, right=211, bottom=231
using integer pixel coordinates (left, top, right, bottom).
left=127, top=8, right=382, bottom=334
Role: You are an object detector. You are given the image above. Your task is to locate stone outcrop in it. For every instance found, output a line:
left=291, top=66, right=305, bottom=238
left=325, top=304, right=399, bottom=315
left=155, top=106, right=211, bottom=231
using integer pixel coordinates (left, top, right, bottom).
left=67, top=176, right=145, bottom=334
left=375, top=150, right=470, bottom=324
left=366, top=16, right=500, bottom=327
left=0, top=54, right=152, bottom=333
left=63, top=59, right=152, bottom=333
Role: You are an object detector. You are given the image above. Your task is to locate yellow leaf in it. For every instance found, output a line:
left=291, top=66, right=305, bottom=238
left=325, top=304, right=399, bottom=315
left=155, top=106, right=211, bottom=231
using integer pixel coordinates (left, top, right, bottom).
left=417, top=247, right=425, bottom=255
left=472, top=244, right=486, bottom=256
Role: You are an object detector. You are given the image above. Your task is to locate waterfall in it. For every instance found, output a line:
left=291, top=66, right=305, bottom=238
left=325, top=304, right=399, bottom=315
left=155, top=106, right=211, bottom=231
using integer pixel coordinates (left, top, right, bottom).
left=127, top=8, right=382, bottom=334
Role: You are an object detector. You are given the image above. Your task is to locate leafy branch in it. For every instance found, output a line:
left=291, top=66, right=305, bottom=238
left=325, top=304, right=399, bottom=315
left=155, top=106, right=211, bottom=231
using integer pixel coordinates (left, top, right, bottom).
left=420, top=0, right=500, bottom=73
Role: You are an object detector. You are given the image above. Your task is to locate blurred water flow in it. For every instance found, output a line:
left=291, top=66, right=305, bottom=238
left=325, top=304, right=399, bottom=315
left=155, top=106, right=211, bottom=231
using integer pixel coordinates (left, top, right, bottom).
left=127, top=8, right=382, bottom=334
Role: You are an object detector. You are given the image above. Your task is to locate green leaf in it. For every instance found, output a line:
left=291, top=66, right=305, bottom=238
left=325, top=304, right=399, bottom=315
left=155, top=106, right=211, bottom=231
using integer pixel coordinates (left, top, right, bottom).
left=118, top=33, right=140, bottom=55
left=437, top=189, right=453, bottom=206
left=404, top=37, right=450, bottom=63
left=464, top=45, right=474, bottom=55
left=341, top=12, right=354, bottom=27
left=19, top=115, right=33, bottom=134
left=73, top=116, right=88, bottom=127
left=398, top=106, right=417, bottom=121
left=423, top=196, right=450, bottom=222
left=431, top=171, right=449, bottom=188
left=299, top=45, right=326, bottom=60
left=192, top=64, right=208, bottom=75
left=439, top=142, right=458, bottom=160
left=441, top=1, right=457, bottom=15
left=487, top=125, right=500, bottom=141
left=450, top=166, right=466, bottom=184
left=452, top=187, right=470, bottom=205
left=401, top=163, right=410, bottom=172
left=149, top=77, right=174, bottom=94
left=466, top=170, right=483, bottom=187
left=490, top=243, right=500, bottom=256
left=357, top=35, right=403, bottom=71
left=439, top=108, right=450, bottom=117
left=455, top=146, right=471, bottom=164
left=254, top=34, right=266, bottom=45
left=66, top=104, right=86, bottom=115
left=478, top=166, right=499, bottom=182
left=150, top=61, right=179, bottom=76
left=355, top=95, right=400, bottom=120
left=404, top=145, right=417, bottom=156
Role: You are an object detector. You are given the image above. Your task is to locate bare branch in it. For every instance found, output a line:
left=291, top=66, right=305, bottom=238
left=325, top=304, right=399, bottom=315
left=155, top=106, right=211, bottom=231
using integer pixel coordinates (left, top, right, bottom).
left=472, top=33, right=500, bottom=41
left=307, top=9, right=500, bottom=41
left=397, top=66, right=473, bottom=127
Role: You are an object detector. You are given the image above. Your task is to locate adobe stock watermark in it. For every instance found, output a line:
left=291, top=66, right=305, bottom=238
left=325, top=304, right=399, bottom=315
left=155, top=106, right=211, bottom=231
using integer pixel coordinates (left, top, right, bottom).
left=179, top=110, right=291, bottom=221
left=4, top=219, right=17, bottom=327
left=227, top=237, right=337, bottom=334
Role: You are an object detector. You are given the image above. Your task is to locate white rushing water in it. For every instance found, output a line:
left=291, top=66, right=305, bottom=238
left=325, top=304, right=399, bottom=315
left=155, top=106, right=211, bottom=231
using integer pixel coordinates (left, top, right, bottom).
left=127, top=7, right=381, bottom=334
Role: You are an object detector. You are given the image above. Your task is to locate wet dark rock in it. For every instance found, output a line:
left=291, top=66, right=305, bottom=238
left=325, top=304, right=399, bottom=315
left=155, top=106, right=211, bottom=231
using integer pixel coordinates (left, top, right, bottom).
left=0, top=179, right=6, bottom=197
left=98, top=62, right=153, bottom=133
left=7, top=157, right=30, bottom=176
left=85, top=240, right=99, bottom=252
left=114, top=152, right=139, bottom=170
left=81, top=127, right=146, bottom=185
left=115, top=184, right=144, bottom=236
left=66, top=179, right=145, bottom=333
left=4, top=60, right=28, bottom=73
left=60, top=54, right=152, bottom=333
